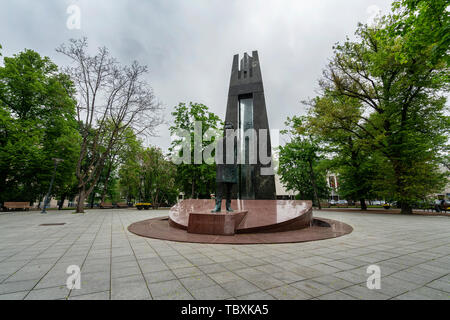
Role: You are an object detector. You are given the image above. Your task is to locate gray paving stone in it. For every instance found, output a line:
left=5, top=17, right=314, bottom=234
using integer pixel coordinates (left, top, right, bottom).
left=172, top=266, right=203, bottom=279
left=220, top=279, right=261, bottom=297
left=0, top=279, right=39, bottom=295
left=69, top=271, right=110, bottom=297
left=139, top=262, right=169, bottom=273
left=111, top=265, right=141, bottom=279
left=190, top=284, right=232, bottom=300
left=333, top=270, right=368, bottom=284
left=34, top=274, right=67, bottom=290
left=312, top=275, right=354, bottom=290
left=244, top=274, right=285, bottom=290
left=111, top=275, right=151, bottom=300
left=25, top=286, right=70, bottom=300
left=144, top=270, right=177, bottom=284
left=266, top=285, right=312, bottom=300
left=220, top=260, right=249, bottom=271
left=154, top=291, right=194, bottom=300
left=237, top=291, right=275, bottom=300
left=148, top=279, right=189, bottom=298
left=323, top=260, right=356, bottom=271
left=390, top=270, right=440, bottom=285
left=180, top=275, right=216, bottom=291
left=0, top=291, right=28, bottom=300
left=340, top=284, right=391, bottom=300
left=291, top=280, right=335, bottom=297
left=234, top=267, right=266, bottom=278
left=198, top=263, right=228, bottom=274
left=310, top=263, right=341, bottom=274
left=426, top=279, right=450, bottom=293
left=270, top=270, right=306, bottom=284
left=0, top=208, right=449, bottom=300
left=187, top=257, right=215, bottom=266
left=317, top=291, right=357, bottom=300
left=208, top=271, right=241, bottom=284
left=69, top=291, right=109, bottom=300
left=376, top=275, right=422, bottom=297
left=395, top=286, right=450, bottom=300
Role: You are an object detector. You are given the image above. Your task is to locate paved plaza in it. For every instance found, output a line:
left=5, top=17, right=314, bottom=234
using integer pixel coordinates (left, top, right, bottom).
left=0, top=209, right=448, bottom=300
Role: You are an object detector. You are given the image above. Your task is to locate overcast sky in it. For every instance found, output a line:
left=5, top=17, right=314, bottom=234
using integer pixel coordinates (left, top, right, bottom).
left=0, top=0, right=394, bottom=151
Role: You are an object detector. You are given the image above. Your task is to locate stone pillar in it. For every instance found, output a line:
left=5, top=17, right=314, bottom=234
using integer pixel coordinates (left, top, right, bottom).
left=224, top=51, right=276, bottom=200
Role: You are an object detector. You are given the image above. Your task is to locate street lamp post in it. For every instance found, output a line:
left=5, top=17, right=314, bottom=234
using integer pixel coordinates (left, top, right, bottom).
left=41, top=158, right=63, bottom=214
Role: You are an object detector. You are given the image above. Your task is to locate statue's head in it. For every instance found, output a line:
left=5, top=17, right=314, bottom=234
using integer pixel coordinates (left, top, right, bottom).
left=224, top=121, right=234, bottom=130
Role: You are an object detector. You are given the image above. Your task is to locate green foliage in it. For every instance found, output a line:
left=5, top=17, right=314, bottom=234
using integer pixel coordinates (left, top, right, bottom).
left=169, top=102, right=222, bottom=198
left=119, top=146, right=178, bottom=207
left=312, top=0, right=449, bottom=213
left=278, top=116, right=330, bottom=205
left=0, top=49, right=79, bottom=203
left=139, top=147, right=178, bottom=207
left=307, top=93, right=383, bottom=208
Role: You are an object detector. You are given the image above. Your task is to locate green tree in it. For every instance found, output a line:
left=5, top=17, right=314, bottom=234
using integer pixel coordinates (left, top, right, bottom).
left=97, top=126, right=142, bottom=204
left=278, top=117, right=329, bottom=208
left=118, top=148, right=141, bottom=204
left=118, top=146, right=178, bottom=207
left=0, top=49, right=79, bottom=204
left=317, top=0, right=449, bottom=213
left=307, top=94, right=383, bottom=210
left=138, top=147, right=177, bottom=208
left=169, top=102, right=222, bottom=199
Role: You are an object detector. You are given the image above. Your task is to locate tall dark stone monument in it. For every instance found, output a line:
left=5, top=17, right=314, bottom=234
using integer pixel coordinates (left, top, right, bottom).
left=224, top=51, right=276, bottom=200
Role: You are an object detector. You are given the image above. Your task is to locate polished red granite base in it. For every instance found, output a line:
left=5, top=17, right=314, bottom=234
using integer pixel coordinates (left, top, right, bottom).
left=127, top=199, right=352, bottom=244
left=169, top=199, right=314, bottom=234
left=187, top=211, right=248, bottom=236
left=128, top=217, right=353, bottom=244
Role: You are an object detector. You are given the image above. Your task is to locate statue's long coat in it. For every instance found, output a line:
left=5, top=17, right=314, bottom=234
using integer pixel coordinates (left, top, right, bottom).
left=216, top=130, right=238, bottom=184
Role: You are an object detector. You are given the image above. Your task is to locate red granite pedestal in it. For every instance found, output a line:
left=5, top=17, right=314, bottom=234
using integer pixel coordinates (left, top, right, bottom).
left=128, top=199, right=353, bottom=244
left=187, top=211, right=248, bottom=236
left=169, top=199, right=314, bottom=234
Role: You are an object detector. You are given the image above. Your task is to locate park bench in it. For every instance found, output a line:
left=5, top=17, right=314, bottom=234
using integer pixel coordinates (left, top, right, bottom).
left=100, top=202, right=114, bottom=209
left=115, top=202, right=128, bottom=208
left=3, top=202, right=31, bottom=211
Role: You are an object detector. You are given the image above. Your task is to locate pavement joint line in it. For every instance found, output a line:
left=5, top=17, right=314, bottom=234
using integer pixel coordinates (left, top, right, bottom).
left=67, top=213, right=108, bottom=298
left=0, top=212, right=77, bottom=265
left=21, top=214, right=105, bottom=300
left=117, top=212, right=153, bottom=299
left=0, top=209, right=448, bottom=300
left=1, top=214, right=96, bottom=284
left=108, top=211, right=113, bottom=300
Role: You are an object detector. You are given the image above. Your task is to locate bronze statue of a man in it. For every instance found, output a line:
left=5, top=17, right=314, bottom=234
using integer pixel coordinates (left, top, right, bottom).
left=212, top=121, right=237, bottom=213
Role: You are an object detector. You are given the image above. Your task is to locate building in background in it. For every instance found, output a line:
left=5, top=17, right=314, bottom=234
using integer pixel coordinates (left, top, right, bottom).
left=275, top=174, right=295, bottom=200
left=327, top=173, right=339, bottom=202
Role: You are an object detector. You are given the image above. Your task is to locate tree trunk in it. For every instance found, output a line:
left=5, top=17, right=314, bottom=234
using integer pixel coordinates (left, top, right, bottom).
left=360, top=198, right=367, bottom=211
left=58, top=194, right=66, bottom=210
left=393, top=161, right=412, bottom=215
left=76, top=188, right=85, bottom=213
left=100, top=161, right=114, bottom=203
left=37, top=195, right=43, bottom=209
left=89, top=191, right=95, bottom=209
left=401, top=202, right=413, bottom=215
left=100, top=193, right=106, bottom=204
left=308, top=160, right=321, bottom=210
left=153, top=193, right=159, bottom=210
